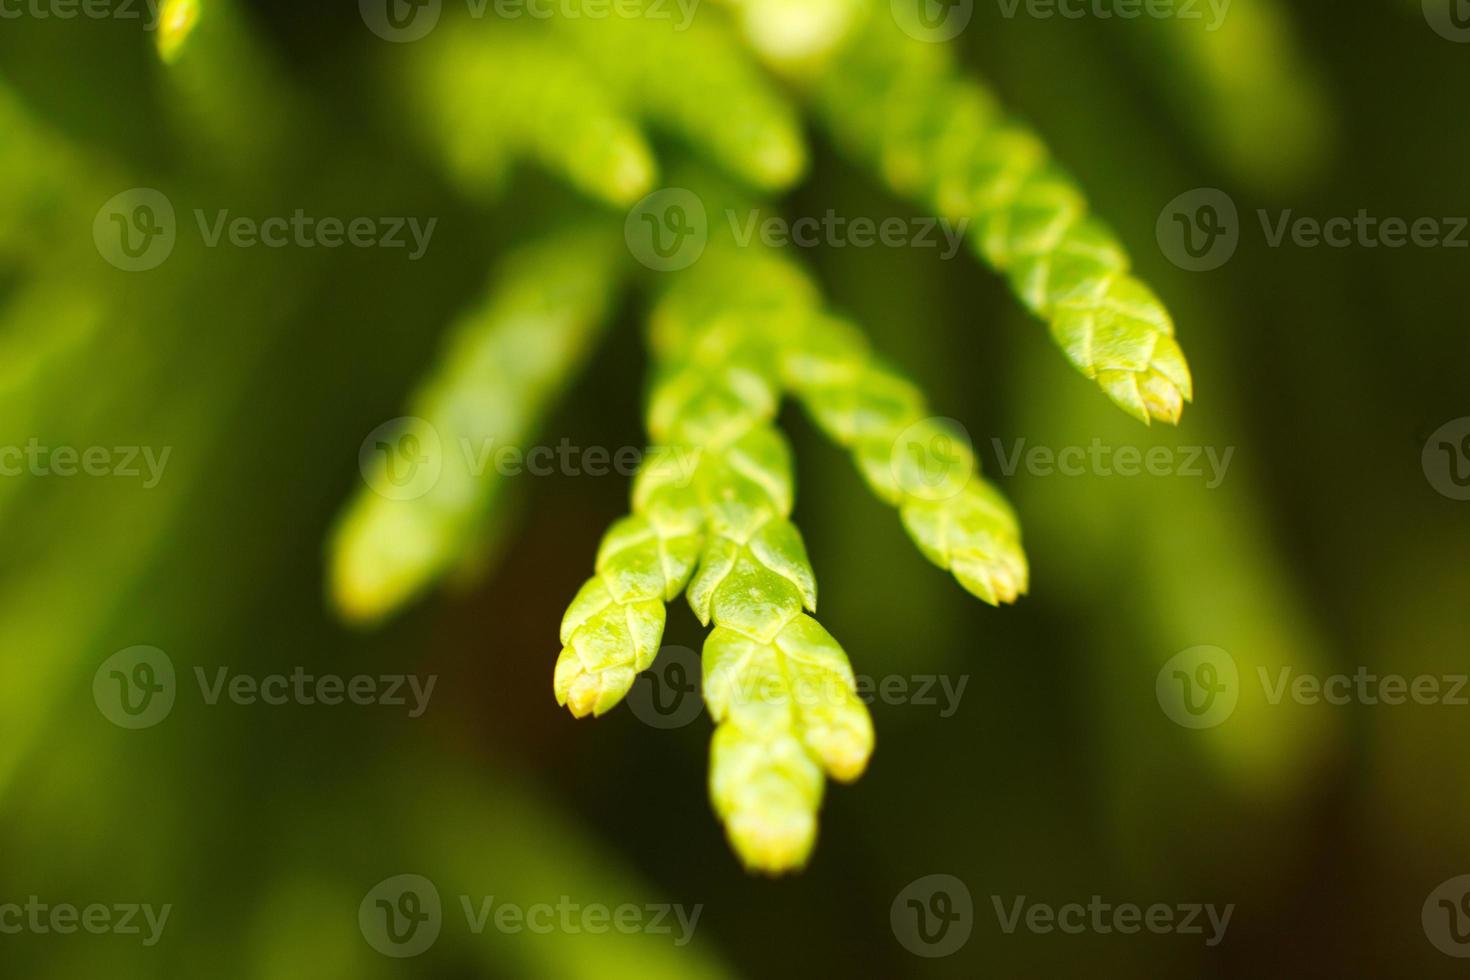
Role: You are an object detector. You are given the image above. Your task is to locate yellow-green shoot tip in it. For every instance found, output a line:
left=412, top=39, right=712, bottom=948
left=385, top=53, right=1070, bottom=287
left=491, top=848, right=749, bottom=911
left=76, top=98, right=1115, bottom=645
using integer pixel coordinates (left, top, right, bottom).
left=156, top=0, right=200, bottom=65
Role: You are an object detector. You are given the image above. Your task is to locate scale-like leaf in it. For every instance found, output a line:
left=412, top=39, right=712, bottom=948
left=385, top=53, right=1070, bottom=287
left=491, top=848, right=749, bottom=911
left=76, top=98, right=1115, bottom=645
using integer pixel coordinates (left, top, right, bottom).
left=808, top=10, right=1192, bottom=424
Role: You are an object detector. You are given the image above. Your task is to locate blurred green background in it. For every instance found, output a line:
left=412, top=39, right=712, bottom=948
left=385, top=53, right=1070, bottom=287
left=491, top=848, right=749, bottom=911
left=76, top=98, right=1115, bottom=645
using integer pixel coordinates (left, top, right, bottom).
left=2, top=0, right=1468, bottom=976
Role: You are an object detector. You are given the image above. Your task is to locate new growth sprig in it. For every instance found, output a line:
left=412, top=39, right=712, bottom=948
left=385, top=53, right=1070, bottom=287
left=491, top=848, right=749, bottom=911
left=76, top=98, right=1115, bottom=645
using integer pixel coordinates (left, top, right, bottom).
left=220, top=0, right=1202, bottom=871
left=333, top=224, right=624, bottom=623
left=554, top=224, right=1028, bottom=869
left=807, top=10, right=1193, bottom=424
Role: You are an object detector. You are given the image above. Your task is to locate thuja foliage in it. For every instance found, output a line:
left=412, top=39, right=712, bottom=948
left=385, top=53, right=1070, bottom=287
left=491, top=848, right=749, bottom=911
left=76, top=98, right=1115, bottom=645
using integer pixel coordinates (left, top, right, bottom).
left=250, top=0, right=1195, bottom=872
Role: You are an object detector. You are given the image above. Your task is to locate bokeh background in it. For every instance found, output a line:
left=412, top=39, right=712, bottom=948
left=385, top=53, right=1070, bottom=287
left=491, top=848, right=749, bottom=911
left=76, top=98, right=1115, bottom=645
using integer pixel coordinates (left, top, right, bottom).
left=2, top=0, right=1468, bottom=976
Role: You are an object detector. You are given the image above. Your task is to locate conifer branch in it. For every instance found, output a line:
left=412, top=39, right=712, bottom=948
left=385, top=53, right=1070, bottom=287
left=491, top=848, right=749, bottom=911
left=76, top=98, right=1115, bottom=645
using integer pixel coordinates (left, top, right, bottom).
left=155, top=0, right=201, bottom=64
left=649, top=264, right=873, bottom=873
left=1137, top=0, right=1330, bottom=189
left=715, top=0, right=865, bottom=72
left=553, top=8, right=807, bottom=189
left=332, top=224, right=622, bottom=624
left=151, top=0, right=297, bottom=175
left=659, top=234, right=1028, bottom=606
left=807, top=11, right=1193, bottom=425
left=780, top=313, right=1028, bottom=604
left=553, top=453, right=706, bottom=717
left=415, top=25, right=657, bottom=206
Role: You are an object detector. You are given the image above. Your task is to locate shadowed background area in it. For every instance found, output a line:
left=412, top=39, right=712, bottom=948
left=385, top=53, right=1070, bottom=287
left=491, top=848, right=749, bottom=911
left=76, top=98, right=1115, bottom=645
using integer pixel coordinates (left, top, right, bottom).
left=0, top=0, right=1467, bottom=976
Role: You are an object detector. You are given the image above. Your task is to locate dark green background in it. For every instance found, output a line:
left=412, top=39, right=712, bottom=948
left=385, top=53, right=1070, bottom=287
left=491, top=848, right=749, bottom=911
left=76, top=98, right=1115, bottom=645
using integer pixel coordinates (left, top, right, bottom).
left=1, top=1, right=1467, bottom=976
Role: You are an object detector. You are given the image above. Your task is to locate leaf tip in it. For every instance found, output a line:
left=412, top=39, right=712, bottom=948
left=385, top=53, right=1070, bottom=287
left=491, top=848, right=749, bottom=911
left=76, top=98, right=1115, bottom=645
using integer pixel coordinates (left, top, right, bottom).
left=155, top=0, right=200, bottom=65
left=728, top=812, right=816, bottom=875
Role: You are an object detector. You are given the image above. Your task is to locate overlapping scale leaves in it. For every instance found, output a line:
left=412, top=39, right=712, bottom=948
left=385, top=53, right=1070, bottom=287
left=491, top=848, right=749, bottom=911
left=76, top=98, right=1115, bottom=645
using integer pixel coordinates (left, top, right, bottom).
left=553, top=452, right=705, bottom=718
left=273, top=0, right=1191, bottom=875
left=554, top=3, right=807, bottom=190
left=555, top=231, right=1028, bottom=870
left=661, top=239, right=1028, bottom=605
left=557, top=246, right=880, bottom=871
left=659, top=259, right=873, bottom=872
left=411, top=22, right=657, bottom=206
left=807, top=7, right=1193, bottom=425
left=779, top=313, right=1028, bottom=605
left=408, top=5, right=805, bottom=207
